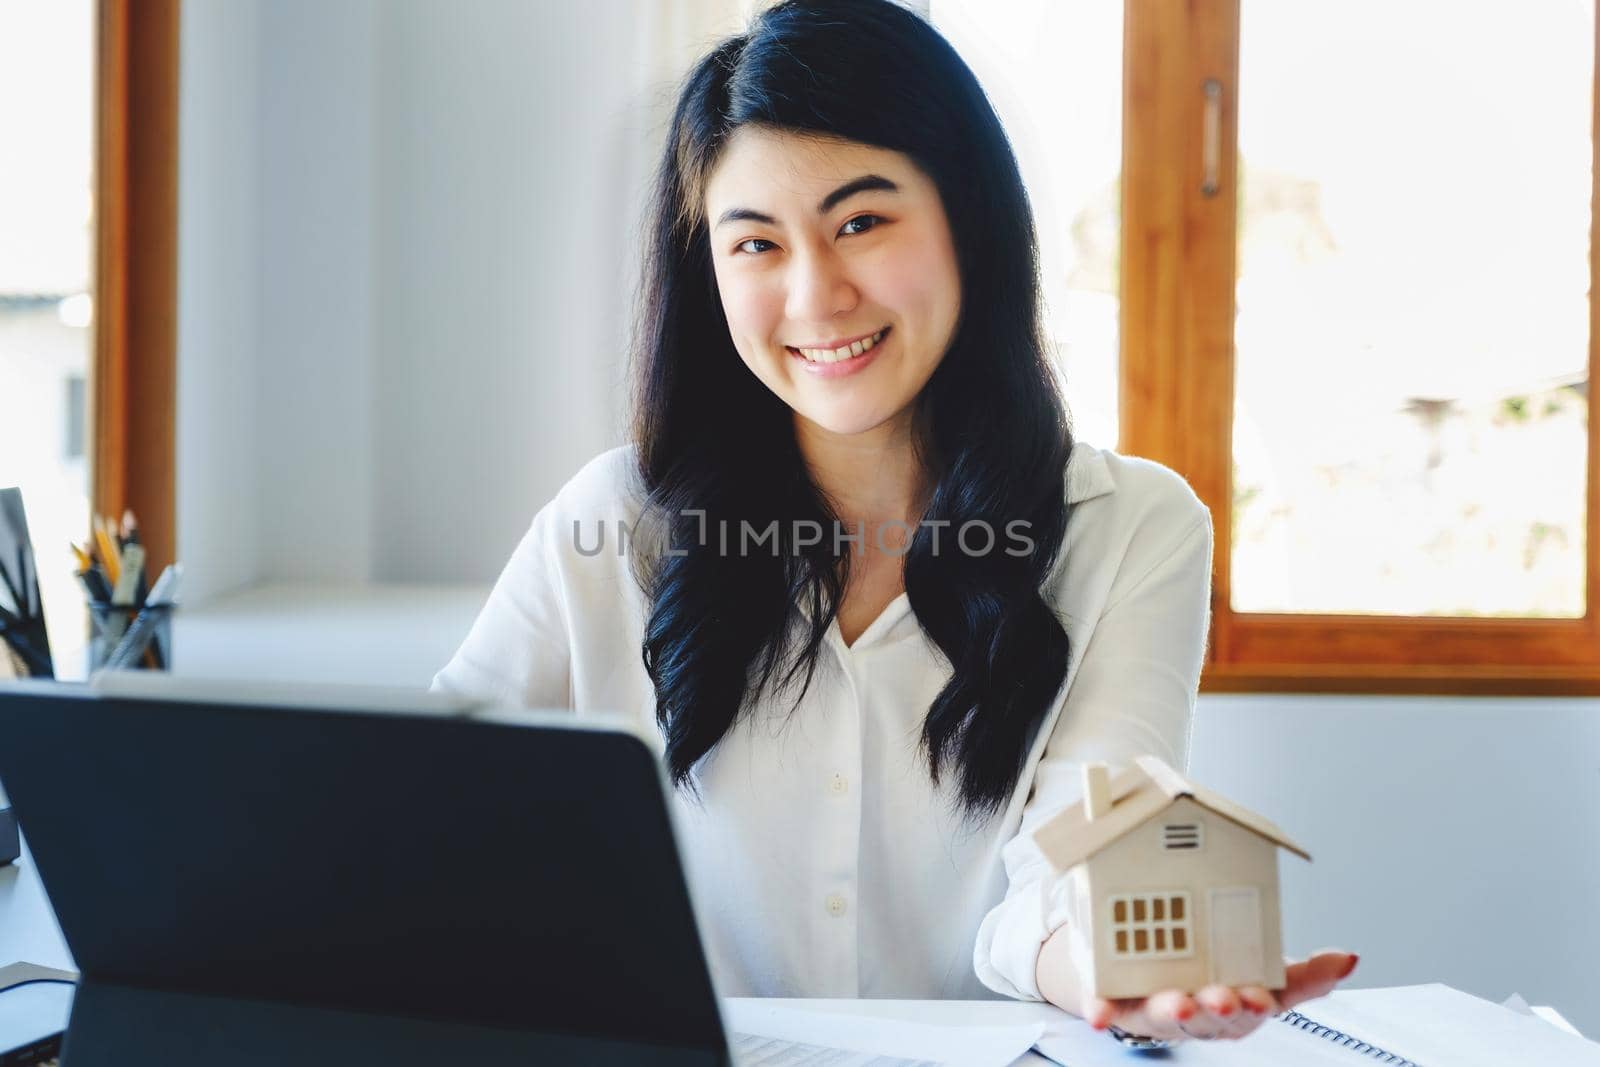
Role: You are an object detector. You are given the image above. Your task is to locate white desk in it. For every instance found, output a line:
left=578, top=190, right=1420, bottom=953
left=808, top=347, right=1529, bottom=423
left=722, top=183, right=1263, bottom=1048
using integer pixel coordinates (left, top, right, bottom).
left=728, top=999, right=1055, bottom=1064
left=0, top=848, right=71, bottom=976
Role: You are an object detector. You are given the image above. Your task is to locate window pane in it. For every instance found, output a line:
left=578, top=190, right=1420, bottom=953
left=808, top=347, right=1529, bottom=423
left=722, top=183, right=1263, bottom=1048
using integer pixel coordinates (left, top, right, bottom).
left=930, top=0, right=1123, bottom=450
left=1233, top=1, right=1591, bottom=617
left=0, top=1, right=95, bottom=672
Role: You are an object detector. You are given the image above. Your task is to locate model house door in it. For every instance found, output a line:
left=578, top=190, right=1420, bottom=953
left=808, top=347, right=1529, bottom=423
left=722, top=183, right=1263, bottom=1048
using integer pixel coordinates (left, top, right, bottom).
left=1208, top=887, right=1265, bottom=986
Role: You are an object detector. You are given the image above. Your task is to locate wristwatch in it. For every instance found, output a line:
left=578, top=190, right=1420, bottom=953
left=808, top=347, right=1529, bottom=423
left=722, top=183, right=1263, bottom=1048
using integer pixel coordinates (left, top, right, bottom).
left=1106, top=1025, right=1174, bottom=1050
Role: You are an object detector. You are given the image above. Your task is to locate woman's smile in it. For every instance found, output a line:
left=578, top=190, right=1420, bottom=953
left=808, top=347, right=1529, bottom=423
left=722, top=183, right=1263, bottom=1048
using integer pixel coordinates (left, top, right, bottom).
left=787, top=326, right=891, bottom=378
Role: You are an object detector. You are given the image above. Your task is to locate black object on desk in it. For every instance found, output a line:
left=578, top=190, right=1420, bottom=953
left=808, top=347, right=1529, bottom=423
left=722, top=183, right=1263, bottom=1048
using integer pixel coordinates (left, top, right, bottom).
left=0, top=805, right=16, bottom=866
left=0, top=676, right=731, bottom=1067
left=0, top=488, right=53, bottom=680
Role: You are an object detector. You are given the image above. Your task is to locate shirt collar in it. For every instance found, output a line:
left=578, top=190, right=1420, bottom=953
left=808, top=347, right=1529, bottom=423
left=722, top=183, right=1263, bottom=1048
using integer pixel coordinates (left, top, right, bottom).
left=1066, top=440, right=1115, bottom=504
left=791, top=441, right=1115, bottom=634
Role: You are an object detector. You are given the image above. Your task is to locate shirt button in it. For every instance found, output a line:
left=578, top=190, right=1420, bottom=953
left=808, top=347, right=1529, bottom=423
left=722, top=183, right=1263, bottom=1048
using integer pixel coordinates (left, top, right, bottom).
left=829, top=773, right=848, bottom=795
left=825, top=893, right=847, bottom=918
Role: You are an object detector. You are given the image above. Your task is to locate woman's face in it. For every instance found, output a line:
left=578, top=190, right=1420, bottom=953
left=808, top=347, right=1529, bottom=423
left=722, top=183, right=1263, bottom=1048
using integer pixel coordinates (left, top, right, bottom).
left=703, top=126, right=962, bottom=438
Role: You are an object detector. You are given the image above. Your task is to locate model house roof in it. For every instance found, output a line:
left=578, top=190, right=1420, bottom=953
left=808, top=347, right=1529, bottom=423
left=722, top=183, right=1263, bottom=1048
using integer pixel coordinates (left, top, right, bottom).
left=1033, top=756, right=1312, bottom=872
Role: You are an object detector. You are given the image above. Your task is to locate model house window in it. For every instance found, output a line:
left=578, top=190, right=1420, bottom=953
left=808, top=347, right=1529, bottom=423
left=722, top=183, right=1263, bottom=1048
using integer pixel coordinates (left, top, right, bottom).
left=1110, top=892, right=1193, bottom=959
left=1163, top=822, right=1202, bottom=851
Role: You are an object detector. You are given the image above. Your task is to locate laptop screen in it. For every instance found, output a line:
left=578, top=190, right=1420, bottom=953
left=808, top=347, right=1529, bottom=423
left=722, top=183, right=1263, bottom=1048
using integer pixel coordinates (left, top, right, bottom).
left=0, top=681, right=727, bottom=1060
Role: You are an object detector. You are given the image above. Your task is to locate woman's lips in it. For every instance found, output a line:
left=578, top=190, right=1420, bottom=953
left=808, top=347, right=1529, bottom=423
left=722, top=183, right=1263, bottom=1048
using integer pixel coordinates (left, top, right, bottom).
left=787, top=327, right=890, bottom=379
left=789, top=327, right=883, bottom=352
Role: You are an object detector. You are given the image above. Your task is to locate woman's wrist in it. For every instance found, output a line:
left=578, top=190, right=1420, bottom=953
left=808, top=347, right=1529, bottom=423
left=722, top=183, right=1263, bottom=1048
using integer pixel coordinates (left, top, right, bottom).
left=1038, top=923, right=1173, bottom=1048
left=1035, top=921, right=1084, bottom=1016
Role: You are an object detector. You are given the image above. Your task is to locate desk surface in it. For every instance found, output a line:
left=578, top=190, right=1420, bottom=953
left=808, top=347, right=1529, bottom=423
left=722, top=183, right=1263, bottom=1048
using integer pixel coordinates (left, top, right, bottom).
left=0, top=850, right=71, bottom=975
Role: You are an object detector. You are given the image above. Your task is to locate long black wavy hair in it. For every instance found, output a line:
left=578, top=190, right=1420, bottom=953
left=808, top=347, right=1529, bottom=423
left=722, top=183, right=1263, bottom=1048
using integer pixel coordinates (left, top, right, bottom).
left=630, top=0, right=1076, bottom=819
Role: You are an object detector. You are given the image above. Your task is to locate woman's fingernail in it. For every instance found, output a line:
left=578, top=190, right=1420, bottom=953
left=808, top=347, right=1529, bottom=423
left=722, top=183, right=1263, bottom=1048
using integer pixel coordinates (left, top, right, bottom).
left=1215, top=1003, right=1234, bottom=1017
left=1340, top=954, right=1359, bottom=979
left=1176, top=1005, right=1195, bottom=1021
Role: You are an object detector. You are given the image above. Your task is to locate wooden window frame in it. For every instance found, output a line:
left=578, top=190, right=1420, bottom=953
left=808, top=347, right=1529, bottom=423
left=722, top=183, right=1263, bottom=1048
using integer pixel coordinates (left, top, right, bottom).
left=92, top=0, right=179, bottom=577
left=1121, top=0, right=1600, bottom=695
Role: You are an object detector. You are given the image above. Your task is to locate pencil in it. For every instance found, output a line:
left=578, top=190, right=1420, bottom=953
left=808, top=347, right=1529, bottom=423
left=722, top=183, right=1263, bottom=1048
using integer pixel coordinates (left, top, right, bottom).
left=93, top=516, right=122, bottom=587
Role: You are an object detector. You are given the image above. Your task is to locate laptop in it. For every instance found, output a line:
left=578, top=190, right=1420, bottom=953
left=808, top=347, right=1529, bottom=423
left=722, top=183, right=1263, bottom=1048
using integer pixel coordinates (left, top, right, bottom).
left=0, top=673, right=735, bottom=1066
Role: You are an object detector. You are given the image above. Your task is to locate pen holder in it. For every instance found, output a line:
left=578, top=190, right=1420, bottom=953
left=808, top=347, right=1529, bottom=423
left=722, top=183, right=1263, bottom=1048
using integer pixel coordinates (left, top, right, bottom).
left=88, top=602, right=174, bottom=672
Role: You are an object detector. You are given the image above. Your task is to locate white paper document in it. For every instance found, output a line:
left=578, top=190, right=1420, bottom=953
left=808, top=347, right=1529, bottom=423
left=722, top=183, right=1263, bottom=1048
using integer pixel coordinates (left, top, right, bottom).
left=724, top=1001, right=1044, bottom=1067
left=1502, top=991, right=1584, bottom=1038
left=1301, top=984, right=1600, bottom=1065
left=733, top=1030, right=939, bottom=1065
left=1032, top=984, right=1600, bottom=1067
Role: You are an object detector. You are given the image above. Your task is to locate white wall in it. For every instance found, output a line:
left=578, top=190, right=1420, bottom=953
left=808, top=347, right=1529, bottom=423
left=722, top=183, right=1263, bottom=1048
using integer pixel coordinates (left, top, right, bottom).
left=181, top=0, right=746, bottom=589
left=373, top=1, right=634, bottom=581
left=177, top=0, right=262, bottom=604
left=179, top=0, right=380, bottom=598
left=256, top=0, right=378, bottom=583
left=369, top=0, right=751, bottom=581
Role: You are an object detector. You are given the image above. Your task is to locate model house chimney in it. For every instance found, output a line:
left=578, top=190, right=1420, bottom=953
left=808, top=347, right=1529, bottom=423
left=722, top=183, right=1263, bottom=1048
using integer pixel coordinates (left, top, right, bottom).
left=1082, top=763, right=1111, bottom=821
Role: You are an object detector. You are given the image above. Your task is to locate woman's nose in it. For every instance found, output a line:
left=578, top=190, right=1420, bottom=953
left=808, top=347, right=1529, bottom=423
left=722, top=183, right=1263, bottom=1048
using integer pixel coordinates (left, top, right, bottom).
left=785, top=247, right=858, bottom=323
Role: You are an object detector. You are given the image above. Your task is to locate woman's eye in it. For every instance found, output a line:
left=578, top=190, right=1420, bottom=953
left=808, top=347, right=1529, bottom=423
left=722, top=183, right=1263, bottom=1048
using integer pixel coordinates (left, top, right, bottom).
left=839, top=214, right=884, bottom=237
left=734, top=218, right=881, bottom=254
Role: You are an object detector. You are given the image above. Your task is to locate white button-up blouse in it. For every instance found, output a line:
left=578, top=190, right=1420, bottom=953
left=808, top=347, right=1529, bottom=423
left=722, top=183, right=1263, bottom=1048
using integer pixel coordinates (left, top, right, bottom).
left=430, top=440, right=1213, bottom=1002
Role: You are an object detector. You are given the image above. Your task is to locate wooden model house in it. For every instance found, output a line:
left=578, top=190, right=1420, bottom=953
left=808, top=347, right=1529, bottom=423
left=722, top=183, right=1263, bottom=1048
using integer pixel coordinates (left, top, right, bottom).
left=1032, top=756, right=1311, bottom=999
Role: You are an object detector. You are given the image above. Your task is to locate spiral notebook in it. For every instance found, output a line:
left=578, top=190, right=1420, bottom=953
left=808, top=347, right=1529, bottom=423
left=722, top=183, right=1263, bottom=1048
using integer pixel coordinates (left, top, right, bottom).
left=1269, top=984, right=1600, bottom=1066
left=1035, top=983, right=1600, bottom=1066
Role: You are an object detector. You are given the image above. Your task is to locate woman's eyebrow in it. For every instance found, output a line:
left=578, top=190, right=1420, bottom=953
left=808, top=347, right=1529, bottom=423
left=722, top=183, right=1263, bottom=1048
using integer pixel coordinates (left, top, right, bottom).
left=713, top=174, right=901, bottom=230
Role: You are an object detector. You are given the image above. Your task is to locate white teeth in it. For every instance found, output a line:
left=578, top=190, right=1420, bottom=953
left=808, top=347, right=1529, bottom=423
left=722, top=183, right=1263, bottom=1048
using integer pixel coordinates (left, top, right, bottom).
left=797, top=328, right=887, bottom=363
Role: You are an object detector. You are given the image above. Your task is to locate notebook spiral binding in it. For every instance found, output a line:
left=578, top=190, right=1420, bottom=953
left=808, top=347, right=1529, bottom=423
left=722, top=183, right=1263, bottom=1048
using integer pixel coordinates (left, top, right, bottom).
left=1279, top=1010, right=1422, bottom=1066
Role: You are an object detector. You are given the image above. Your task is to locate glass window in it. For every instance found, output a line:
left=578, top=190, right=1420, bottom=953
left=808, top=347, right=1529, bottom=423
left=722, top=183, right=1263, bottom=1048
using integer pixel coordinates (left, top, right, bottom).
left=1232, top=0, right=1592, bottom=617
left=930, top=1, right=1124, bottom=450
left=0, top=1, right=96, bottom=672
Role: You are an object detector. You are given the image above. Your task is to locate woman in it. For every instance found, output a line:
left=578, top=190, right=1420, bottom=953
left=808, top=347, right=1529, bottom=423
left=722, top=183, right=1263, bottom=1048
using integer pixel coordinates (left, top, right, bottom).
left=433, top=0, right=1355, bottom=1045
